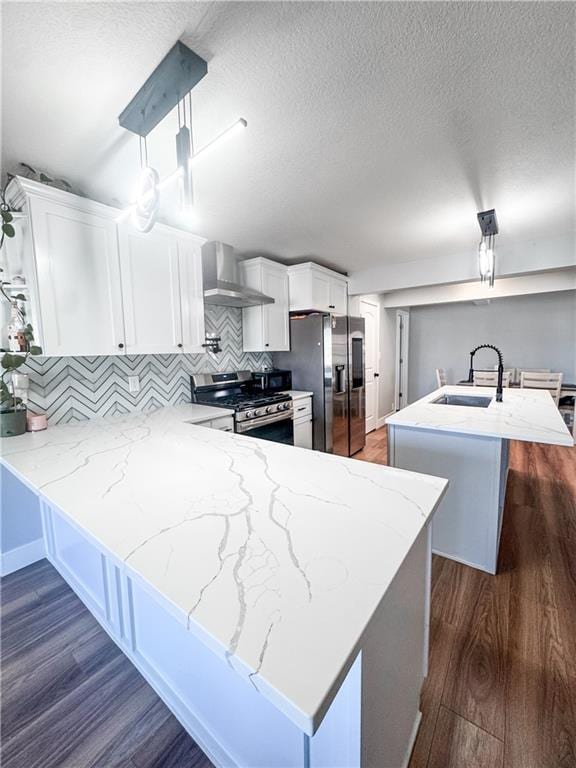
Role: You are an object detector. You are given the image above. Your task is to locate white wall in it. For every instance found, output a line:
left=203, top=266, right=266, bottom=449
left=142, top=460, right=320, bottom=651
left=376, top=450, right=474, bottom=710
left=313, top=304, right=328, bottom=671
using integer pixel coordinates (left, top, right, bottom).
left=408, top=290, right=576, bottom=401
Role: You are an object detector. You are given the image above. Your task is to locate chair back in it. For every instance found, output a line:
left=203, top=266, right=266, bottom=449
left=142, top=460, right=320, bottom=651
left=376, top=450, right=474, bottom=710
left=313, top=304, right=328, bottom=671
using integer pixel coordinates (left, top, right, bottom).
left=520, top=371, right=563, bottom=405
left=435, top=368, right=447, bottom=388
left=473, top=370, right=511, bottom=387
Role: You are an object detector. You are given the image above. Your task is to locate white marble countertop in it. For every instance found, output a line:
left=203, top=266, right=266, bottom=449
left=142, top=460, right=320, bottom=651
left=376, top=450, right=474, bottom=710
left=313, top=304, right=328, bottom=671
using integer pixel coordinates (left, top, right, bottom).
left=282, top=390, right=314, bottom=401
left=0, top=405, right=447, bottom=734
left=387, top=386, right=574, bottom=447
left=179, top=403, right=235, bottom=423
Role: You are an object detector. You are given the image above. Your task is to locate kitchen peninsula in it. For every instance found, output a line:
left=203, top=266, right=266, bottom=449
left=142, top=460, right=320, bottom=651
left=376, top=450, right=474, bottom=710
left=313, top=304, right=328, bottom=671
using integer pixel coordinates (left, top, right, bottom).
left=1, top=405, right=447, bottom=768
left=387, top=385, right=574, bottom=574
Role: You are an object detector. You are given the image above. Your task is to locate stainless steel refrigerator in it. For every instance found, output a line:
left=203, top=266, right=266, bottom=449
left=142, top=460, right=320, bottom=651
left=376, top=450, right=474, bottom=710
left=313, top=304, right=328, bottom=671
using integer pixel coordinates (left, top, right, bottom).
left=274, top=314, right=366, bottom=456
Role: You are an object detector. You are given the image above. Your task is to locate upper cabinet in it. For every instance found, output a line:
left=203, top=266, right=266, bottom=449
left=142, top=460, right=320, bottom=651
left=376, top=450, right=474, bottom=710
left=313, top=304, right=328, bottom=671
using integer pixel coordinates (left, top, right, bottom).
left=288, top=263, right=348, bottom=315
left=25, top=193, right=125, bottom=357
left=6, top=178, right=205, bottom=357
left=118, top=225, right=204, bottom=355
left=240, top=258, right=289, bottom=352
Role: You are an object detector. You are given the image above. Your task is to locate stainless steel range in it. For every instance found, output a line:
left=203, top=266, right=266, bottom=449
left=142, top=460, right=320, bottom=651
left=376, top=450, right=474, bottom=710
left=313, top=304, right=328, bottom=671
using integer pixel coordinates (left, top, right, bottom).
left=190, top=371, right=294, bottom=444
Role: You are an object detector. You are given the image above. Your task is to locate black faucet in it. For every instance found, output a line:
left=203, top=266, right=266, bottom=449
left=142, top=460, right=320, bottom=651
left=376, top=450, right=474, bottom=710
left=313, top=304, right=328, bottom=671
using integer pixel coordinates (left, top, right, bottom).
left=467, top=344, right=504, bottom=402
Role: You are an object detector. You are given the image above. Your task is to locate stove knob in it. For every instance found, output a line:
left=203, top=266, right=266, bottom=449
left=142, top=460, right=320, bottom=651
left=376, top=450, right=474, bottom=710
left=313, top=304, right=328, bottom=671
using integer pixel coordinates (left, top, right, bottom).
left=266, top=405, right=275, bottom=414
left=245, top=410, right=254, bottom=419
left=254, top=408, right=263, bottom=418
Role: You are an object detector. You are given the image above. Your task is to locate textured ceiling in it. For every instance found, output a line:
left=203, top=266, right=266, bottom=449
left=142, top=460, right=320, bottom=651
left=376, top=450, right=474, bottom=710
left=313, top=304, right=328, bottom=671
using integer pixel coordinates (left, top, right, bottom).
left=2, top=2, right=574, bottom=274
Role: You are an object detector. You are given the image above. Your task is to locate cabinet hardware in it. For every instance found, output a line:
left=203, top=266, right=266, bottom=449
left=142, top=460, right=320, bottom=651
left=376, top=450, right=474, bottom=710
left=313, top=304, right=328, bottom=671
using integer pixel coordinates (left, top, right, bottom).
left=265, top=343, right=269, bottom=347
left=177, top=343, right=183, bottom=348
left=374, top=373, right=379, bottom=378
left=329, top=305, right=335, bottom=309
left=297, top=406, right=306, bottom=411
left=118, top=343, right=124, bottom=349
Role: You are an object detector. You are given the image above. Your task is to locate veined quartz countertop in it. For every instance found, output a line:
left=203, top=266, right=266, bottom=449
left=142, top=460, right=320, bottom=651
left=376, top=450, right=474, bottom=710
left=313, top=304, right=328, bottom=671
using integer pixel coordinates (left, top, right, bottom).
left=175, top=403, right=235, bottom=422
left=387, top=386, right=574, bottom=447
left=0, top=405, right=447, bottom=734
left=282, top=390, right=314, bottom=401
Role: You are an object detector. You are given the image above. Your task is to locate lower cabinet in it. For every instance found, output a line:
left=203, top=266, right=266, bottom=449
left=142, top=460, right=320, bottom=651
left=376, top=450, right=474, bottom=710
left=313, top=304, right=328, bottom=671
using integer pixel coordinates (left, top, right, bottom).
left=292, top=396, right=313, bottom=449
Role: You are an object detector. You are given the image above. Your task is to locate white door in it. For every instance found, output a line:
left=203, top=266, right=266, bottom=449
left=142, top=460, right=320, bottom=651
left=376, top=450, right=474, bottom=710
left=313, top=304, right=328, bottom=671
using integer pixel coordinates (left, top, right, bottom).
left=360, top=298, right=379, bottom=433
left=262, top=263, right=289, bottom=351
left=118, top=225, right=182, bottom=354
left=29, top=197, right=125, bottom=356
left=395, top=310, right=410, bottom=410
left=177, top=237, right=205, bottom=354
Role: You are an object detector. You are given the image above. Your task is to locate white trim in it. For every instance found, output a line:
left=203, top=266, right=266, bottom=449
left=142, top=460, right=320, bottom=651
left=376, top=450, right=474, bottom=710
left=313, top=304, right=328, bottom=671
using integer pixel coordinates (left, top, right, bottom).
left=431, top=548, right=497, bottom=575
left=394, top=310, right=410, bottom=411
left=402, top=712, right=423, bottom=768
left=376, top=414, right=391, bottom=429
left=0, top=538, right=45, bottom=576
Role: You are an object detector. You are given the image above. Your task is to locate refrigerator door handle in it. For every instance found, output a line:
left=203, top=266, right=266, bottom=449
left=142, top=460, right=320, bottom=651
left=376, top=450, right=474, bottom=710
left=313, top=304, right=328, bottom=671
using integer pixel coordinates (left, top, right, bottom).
left=335, top=364, right=346, bottom=394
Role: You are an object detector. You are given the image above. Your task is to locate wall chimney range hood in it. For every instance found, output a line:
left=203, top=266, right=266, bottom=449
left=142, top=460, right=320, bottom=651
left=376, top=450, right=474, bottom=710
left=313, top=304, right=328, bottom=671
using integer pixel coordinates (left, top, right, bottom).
left=202, top=242, right=274, bottom=308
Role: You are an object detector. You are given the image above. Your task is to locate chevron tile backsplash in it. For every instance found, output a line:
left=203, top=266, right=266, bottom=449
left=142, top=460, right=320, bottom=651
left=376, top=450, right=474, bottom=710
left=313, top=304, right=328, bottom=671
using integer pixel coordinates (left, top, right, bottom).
left=23, top=306, right=272, bottom=424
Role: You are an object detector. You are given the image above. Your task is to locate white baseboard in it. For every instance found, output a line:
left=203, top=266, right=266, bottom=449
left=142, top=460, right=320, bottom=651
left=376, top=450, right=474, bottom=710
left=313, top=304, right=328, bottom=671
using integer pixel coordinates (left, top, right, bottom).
left=1, top=538, right=45, bottom=577
left=376, top=411, right=395, bottom=430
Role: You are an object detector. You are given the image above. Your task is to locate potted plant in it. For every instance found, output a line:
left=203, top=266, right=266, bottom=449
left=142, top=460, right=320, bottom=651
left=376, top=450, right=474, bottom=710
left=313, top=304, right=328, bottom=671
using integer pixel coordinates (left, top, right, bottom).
left=0, top=175, right=42, bottom=437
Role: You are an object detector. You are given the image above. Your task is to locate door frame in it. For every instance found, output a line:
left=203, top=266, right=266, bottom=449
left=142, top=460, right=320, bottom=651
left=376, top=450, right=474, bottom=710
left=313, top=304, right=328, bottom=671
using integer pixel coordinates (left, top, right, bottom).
left=394, top=310, right=410, bottom=411
left=359, top=296, right=380, bottom=434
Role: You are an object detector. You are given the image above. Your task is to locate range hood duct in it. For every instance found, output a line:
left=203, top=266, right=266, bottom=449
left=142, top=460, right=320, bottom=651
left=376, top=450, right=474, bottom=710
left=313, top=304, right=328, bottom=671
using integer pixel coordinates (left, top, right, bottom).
left=202, top=241, right=275, bottom=308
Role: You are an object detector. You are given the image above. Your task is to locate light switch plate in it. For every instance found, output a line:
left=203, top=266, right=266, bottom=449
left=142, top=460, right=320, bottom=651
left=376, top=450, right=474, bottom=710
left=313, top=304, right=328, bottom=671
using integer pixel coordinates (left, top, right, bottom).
left=128, top=376, right=140, bottom=393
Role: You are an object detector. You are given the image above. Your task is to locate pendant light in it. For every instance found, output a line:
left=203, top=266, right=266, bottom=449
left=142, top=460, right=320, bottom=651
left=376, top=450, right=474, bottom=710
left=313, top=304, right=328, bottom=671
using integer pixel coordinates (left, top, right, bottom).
left=477, top=209, right=498, bottom=287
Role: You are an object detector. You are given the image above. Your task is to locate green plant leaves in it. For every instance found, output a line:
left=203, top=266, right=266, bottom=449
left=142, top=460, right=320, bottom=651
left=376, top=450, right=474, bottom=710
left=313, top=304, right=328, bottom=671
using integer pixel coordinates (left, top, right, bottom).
left=29, top=346, right=42, bottom=355
left=1, top=353, right=26, bottom=370
left=1, top=210, right=13, bottom=223
left=13, top=294, right=26, bottom=301
left=2, top=223, right=15, bottom=238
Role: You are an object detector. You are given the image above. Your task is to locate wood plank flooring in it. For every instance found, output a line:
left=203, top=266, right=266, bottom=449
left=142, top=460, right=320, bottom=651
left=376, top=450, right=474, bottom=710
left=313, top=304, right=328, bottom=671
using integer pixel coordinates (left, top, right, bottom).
left=357, top=429, right=576, bottom=768
left=1, top=430, right=575, bottom=767
left=0, top=560, right=212, bottom=768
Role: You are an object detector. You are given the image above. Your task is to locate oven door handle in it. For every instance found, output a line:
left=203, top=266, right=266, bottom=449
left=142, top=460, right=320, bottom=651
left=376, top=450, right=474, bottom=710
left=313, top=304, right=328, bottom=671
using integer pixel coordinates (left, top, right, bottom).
left=235, top=411, right=293, bottom=433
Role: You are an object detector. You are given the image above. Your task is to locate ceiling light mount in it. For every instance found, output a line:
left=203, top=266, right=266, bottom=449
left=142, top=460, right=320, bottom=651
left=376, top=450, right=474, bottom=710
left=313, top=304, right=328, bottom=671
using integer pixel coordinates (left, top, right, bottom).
left=116, top=41, right=247, bottom=232
left=477, top=208, right=498, bottom=288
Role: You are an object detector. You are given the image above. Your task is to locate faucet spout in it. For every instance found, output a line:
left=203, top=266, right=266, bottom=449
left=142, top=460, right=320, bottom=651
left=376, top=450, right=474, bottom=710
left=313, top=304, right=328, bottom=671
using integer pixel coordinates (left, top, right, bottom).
left=468, top=344, right=504, bottom=402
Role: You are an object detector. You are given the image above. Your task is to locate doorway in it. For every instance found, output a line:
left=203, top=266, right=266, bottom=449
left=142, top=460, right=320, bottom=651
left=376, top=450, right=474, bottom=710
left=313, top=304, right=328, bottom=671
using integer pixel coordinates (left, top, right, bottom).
left=360, top=297, right=380, bottom=433
left=395, top=310, right=409, bottom=411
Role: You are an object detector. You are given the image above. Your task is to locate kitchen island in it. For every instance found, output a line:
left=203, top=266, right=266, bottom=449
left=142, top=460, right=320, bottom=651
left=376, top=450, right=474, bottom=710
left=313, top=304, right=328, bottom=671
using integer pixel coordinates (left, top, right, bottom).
left=387, top=385, right=573, bottom=574
left=1, top=405, right=447, bottom=768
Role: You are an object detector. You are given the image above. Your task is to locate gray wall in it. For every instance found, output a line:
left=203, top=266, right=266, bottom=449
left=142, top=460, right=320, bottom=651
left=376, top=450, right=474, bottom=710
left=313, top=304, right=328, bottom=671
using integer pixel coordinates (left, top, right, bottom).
left=408, top=290, right=576, bottom=401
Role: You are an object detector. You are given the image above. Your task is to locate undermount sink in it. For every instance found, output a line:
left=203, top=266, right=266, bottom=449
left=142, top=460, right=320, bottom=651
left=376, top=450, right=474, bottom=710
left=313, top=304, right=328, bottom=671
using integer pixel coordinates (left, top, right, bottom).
left=432, top=394, right=492, bottom=408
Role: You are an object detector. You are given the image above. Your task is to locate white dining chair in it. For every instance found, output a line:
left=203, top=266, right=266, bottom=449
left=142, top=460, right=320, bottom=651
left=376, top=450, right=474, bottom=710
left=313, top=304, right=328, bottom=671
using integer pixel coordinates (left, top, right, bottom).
left=473, top=370, right=511, bottom=387
left=519, top=371, right=563, bottom=405
left=435, top=368, right=447, bottom=388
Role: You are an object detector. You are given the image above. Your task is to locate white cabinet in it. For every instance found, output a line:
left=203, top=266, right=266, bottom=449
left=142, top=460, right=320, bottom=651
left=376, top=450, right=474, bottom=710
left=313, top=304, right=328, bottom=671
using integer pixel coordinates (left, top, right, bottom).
left=240, top=258, right=289, bottom=352
left=118, top=225, right=205, bottom=355
left=288, top=263, right=348, bottom=315
left=7, top=177, right=205, bottom=357
left=24, top=193, right=125, bottom=356
left=292, top=395, right=313, bottom=449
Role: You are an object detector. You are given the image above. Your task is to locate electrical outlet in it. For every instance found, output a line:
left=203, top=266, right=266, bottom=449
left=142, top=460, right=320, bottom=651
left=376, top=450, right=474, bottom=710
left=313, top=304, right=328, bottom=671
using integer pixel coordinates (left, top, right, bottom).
left=128, top=376, right=140, bottom=394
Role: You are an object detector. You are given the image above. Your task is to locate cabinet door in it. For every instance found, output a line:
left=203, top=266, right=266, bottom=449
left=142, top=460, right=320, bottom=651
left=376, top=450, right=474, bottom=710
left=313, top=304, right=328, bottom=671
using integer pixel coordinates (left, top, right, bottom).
left=29, top=197, right=124, bottom=356
left=262, top=263, right=289, bottom=351
left=118, top=226, right=182, bottom=354
left=329, top=278, right=348, bottom=315
left=178, top=237, right=205, bottom=354
left=311, top=271, right=331, bottom=312
left=293, top=418, right=313, bottom=449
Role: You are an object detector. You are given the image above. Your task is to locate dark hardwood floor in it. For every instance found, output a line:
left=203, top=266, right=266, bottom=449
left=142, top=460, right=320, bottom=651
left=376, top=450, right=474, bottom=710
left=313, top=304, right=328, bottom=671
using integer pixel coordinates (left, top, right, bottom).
left=356, top=429, right=576, bottom=768
left=0, top=560, right=213, bottom=768
left=1, top=430, right=575, bottom=768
